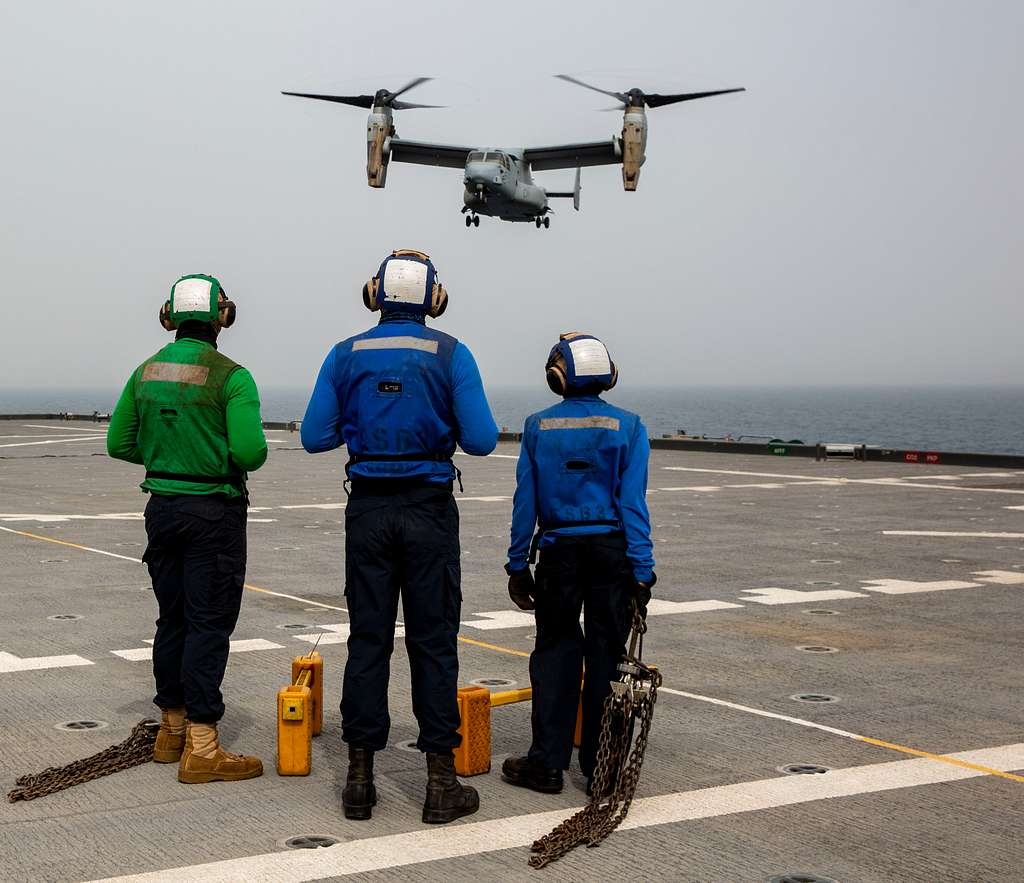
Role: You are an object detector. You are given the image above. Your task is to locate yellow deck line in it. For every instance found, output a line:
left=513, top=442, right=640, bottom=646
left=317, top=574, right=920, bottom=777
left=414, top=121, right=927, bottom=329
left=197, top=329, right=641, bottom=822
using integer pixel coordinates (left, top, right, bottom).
left=1, top=525, right=530, bottom=660
left=5, top=525, right=1020, bottom=783
left=0, top=525, right=143, bottom=562
left=241, top=583, right=346, bottom=612
left=857, top=736, right=1024, bottom=783
left=456, top=636, right=530, bottom=658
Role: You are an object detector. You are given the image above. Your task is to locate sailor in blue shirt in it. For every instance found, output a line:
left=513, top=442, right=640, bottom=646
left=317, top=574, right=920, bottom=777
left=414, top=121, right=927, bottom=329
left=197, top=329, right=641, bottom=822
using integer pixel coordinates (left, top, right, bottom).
left=301, top=249, right=498, bottom=824
left=501, top=333, right=655, bottom=795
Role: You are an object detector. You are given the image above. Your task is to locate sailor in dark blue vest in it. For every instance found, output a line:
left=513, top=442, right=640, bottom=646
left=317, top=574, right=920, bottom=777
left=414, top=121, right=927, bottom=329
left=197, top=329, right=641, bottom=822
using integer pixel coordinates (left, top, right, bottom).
left=301, top=249, right=498, bottom=824
left=501, top=332, right=655, bottom=795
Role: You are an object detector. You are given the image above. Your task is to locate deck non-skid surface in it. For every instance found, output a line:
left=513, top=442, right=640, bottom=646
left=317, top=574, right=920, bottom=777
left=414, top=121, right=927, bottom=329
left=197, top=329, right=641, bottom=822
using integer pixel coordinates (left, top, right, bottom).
left=1, top=420, right=1022, bottom=882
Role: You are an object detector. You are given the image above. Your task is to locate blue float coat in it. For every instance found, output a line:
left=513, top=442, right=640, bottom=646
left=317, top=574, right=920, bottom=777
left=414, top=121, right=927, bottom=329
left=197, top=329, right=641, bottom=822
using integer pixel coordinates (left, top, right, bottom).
left=301, top=314, right=498, bottom=481
left=507, top=395, right=655, bottom=583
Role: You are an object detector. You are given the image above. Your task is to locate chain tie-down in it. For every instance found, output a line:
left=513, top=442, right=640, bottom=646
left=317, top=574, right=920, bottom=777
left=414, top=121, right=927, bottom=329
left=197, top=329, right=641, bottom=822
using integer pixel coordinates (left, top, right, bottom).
left=528, top=605, right=662, bottom=869
left=7, top=719, right=159, bottom=803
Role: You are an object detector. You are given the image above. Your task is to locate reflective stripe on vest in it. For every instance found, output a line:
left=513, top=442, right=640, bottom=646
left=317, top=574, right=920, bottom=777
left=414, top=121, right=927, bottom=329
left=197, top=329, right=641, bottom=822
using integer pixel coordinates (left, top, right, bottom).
left=134, top=341, right=243, bottom=491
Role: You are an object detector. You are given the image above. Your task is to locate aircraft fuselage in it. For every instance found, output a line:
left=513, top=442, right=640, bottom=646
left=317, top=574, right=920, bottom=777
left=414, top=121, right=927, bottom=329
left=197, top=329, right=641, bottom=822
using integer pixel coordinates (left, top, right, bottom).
left=461, top=150, right=548, bottom=222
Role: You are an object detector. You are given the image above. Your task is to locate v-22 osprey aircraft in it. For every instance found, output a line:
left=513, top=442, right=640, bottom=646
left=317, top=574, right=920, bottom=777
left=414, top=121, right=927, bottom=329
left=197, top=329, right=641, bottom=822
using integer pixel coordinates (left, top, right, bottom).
left=282, top=76, right=744, bottom=227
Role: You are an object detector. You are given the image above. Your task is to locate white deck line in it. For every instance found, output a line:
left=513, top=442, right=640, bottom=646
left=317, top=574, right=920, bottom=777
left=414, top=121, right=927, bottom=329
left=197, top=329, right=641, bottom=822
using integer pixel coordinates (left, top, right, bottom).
left=661, top=466, right=1024, bottom=495
left=22, top=423, right=109, bottom=432
left=92, top=742, right=1024, bottom=883
left=882, top=530, right=1024, bottom=539
left=0, top=436, right=106, bottom=448
left=659, top=687, right=862, bottom=739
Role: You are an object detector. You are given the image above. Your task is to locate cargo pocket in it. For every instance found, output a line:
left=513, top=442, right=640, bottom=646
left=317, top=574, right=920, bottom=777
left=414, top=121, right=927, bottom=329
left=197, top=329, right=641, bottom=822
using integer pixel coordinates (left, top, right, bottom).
left=215, top=553, right=246, bottom=619
left=444, top=561, right=462, bottom=627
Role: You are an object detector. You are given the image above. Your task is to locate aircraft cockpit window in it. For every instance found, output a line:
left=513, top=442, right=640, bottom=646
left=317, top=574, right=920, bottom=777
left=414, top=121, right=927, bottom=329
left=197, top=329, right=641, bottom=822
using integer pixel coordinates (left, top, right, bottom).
left=485, top=153, right=508, bottom=168
left=468, top=151, right=486, bottom=163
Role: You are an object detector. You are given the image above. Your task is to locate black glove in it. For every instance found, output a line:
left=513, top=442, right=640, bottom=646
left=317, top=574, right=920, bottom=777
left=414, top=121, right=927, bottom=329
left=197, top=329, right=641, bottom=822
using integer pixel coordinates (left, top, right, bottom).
left=632, top=572, right=656, bottom=619
left=505, top=564, right=536, bottom=611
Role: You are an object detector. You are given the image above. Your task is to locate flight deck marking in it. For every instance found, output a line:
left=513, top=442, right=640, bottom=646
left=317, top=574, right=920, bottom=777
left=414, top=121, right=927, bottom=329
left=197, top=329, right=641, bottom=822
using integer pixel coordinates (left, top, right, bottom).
left=0, top=434, right=105, bottom=439
left=21, top=424, right=109, bottom=432
left=646, top=599, right=743, bottom=614
left=456, top=636, right=530, bottom=658
left=0, top=525, right=146, bottom=562
left=0, top=650, right=94, bottom=673
left=4, top=525, right=1019, bottom=661
left=883, top=530, right=1024, bottom=539
left=662, top=466, right=1024, bottom=495
left=90, top=742, right=1024, bottom=883
left=859, top=578, right=981, bottom=594
left=0, top=436, right=106, bottom=449
left=972, top=569, right=1024, bottom=584
left=461, top=611, right=537, bottom=630
left=278, top=503, right=347, bottom=510
left=111, top=638, right=284, bottom=661
left=0, top=513, right=145, bottom=523
left=740, top=587, right=868, bottom=605
left=659, top=688, right=1024, bottom=784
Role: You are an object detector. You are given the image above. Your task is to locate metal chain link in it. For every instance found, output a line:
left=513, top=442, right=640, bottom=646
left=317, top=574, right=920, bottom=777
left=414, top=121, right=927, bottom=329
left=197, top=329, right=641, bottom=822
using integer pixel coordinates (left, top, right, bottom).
left=529, top=608, right=662, bottom=869
left=7, top=719, right=159, bottom=803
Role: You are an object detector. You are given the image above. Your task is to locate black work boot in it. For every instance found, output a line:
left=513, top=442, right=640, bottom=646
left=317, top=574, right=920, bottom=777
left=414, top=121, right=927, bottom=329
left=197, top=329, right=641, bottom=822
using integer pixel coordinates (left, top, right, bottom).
left=501, top=755, right=564, bottom=794
left=342, top=745, right=377, bottom=820
left=422, top=751, right=479, bottom=824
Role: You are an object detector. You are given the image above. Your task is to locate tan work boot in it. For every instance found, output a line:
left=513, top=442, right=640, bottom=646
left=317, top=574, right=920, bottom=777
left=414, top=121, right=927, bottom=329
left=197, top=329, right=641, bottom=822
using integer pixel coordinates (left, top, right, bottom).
left=177, top=721, right=263, bottom=784
left=153, top=706, right=187, bottom=763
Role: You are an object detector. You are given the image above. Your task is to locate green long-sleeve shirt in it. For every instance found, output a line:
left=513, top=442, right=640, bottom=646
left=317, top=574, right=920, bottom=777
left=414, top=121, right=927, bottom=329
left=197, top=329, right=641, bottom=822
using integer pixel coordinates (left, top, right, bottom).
left=107, top=339, right=267, bottom=498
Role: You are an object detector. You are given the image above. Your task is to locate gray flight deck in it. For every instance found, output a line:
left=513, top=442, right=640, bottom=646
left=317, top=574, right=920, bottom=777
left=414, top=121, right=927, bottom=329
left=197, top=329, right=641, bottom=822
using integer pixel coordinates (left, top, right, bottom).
left=1, top=420, right=1022, bottom=883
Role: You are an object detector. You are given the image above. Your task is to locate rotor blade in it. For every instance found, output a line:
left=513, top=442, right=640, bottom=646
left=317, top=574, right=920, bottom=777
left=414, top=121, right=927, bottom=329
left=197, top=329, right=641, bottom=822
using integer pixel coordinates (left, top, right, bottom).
left=281, top=91, right=374, bottom=109
left=391, top=100, right=445, bottom=110
left=644, top=87, right=745, bottom=108
left=389, top=77, right=432, bottom=100
left=554, top=74, right=625, bottom=104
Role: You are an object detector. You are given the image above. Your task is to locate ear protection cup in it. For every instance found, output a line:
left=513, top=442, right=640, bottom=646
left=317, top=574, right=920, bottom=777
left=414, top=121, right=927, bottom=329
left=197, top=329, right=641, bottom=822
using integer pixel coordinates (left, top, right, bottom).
left=545, top=350, right=568, bottom=396
left=428, top=283, right=448, bottom=318
left=215, top=290, right=237, bottom=328
left=159, top=300, right=176, bottom=331
left=362, top=276, right=381, bottom=312
left=605, top=360, right=618, bottom=391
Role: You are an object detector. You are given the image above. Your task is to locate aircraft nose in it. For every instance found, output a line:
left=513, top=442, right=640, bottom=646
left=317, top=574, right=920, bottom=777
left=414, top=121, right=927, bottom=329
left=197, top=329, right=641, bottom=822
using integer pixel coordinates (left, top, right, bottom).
left=464, top=162, right=498, bottom=187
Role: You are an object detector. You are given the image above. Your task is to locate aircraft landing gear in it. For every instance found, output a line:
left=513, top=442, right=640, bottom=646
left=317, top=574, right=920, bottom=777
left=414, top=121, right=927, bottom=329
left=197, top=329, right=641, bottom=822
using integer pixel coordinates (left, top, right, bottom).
left=465, top=214, right=480, bottom=228
left=534, top=216, right=550, bottom=229
left=543, top=216, right=550, bottom=228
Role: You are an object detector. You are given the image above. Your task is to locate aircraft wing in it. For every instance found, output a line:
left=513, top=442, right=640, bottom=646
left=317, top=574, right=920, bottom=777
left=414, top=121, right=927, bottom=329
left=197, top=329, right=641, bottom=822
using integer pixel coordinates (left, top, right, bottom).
left=389, top=139, right=473, bottom=169
left=523, top=139, right=620, bottom=171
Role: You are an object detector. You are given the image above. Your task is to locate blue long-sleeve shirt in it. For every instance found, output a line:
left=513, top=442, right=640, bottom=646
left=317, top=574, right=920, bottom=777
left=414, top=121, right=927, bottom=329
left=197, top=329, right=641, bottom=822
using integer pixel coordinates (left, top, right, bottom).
left=301, top=315, right=498, bottom=481
left=507, top=395, right=655, bottom=583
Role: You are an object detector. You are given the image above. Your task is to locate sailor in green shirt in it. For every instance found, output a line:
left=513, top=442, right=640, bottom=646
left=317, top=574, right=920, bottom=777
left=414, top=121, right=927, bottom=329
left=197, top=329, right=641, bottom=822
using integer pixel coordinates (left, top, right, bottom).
left=108, top=274, right=266, bottom=784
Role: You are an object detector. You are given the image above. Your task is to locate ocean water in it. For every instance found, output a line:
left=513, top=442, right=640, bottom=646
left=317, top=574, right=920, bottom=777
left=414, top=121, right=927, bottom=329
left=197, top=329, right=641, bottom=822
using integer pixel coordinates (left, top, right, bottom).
left=2, top=385, right=1022, bottom=455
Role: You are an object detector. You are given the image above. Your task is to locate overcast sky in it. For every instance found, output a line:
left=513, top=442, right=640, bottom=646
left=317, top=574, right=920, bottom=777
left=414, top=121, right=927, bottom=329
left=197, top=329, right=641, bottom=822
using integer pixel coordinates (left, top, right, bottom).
left=1, top=1, right=1021, bottom=393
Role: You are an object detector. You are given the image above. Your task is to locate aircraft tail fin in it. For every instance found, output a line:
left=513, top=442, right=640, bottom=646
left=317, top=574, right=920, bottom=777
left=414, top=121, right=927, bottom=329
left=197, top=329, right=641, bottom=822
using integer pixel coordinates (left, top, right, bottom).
left=546, top=167, right=583, bottom=211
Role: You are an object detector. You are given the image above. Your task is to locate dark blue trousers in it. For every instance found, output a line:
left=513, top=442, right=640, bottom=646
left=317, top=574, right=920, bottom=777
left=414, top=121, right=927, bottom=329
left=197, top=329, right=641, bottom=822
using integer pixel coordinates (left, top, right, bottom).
left=341, top=482, right=462, bottom=753
left=527, top=533, right=633, bottom=776
left=143, top=494, right=247, bottom=724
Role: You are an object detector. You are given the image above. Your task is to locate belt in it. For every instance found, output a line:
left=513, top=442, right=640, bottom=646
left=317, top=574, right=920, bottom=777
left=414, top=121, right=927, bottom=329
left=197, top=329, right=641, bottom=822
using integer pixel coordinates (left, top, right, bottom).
left=529, top=519, right=622, bottom=563
left=346, top=452, right=453, bottom=464
left=145, top=470, right=245, bottom=489
left=344, top=452, right=462, bottom=493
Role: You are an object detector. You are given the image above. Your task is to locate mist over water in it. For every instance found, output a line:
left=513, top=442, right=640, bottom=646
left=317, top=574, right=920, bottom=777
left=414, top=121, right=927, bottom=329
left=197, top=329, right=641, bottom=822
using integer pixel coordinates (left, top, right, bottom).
left=3, top=386, right=1022, bottom=455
